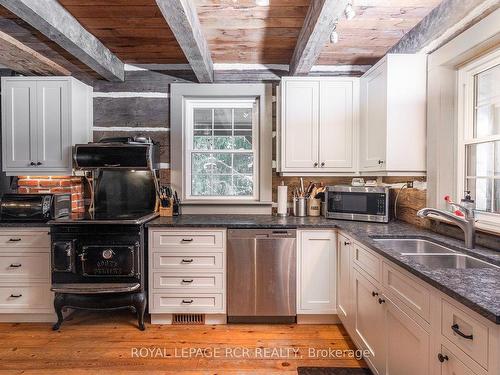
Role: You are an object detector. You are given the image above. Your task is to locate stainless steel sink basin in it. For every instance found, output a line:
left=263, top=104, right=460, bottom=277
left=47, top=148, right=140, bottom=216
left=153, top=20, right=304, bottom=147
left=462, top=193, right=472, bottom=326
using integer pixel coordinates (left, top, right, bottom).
left=404, top=254, right=499, bottom=269
left=373, top=238, right=457, bottom=254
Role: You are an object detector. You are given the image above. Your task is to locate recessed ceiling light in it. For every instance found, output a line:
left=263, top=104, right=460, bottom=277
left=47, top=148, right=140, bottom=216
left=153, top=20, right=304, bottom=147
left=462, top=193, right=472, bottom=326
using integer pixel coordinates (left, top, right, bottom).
left=255, top=0, right=270, bottom=6
left=344, top=3, right=356, bottom=20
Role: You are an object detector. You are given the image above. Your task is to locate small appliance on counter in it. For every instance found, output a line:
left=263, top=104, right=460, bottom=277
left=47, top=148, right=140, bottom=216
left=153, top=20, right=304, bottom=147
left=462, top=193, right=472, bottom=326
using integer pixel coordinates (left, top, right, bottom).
left=325, top=185, right=389, bottom=223
left=0, top=193, right=71, bottom=222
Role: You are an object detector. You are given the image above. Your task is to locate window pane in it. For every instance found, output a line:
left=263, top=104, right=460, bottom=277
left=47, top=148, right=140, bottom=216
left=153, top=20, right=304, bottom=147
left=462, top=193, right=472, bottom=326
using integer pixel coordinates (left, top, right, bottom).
left=192, top=153, right=231, bottom=174
left=214, top=108, right=232, bottom=136
left=466, top=142, right=494, bottom=177
left=194, top=108, right=212, bottom=132
left=191, top=174, right=211, bottom=196
left=474, top=64, right=500, bottom=137
left=496, top=141, right=500, bottom=176
left=193, top=136, right=212, bottom=150
left=494, top=179, right=500, bottom=213
left=467, top=178, right=493, bottom=212
left=234, top=175, right=253, bottom=196
left=233, top=153, right=253, bottom=174
left=212, top=175, right=233, bottom=196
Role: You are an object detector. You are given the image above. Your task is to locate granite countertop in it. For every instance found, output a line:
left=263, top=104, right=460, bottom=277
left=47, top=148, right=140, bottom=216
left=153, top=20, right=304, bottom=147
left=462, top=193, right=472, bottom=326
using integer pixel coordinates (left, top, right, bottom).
left=0, top=221, right=49, bottom=227
left=147, top=215, right=500, bottom=324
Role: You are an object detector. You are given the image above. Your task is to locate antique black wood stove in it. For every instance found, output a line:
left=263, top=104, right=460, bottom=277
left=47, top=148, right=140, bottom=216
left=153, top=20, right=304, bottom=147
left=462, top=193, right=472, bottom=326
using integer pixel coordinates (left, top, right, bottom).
left=49, top=137, right=159, bottom=331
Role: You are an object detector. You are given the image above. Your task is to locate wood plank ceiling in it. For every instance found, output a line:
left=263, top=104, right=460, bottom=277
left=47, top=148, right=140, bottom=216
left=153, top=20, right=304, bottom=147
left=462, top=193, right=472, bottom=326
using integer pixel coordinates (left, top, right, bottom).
left=57, top=0, right=188, bottom=64
left=0, top=0, right=444, bottom=78
left=195, top=0, right=310, bottom=64
left=317, top=0, right=443, bottom=65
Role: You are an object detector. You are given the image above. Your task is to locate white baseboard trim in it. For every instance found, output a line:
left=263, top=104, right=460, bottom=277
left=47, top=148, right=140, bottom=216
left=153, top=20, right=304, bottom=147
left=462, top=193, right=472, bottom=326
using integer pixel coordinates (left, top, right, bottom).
left=297, top=314, right=340, bottom=324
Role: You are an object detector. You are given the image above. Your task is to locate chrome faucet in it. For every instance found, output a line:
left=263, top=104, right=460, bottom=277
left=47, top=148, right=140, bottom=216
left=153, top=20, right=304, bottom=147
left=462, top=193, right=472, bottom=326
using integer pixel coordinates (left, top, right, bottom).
left=417, top=204, right=476, bottom=249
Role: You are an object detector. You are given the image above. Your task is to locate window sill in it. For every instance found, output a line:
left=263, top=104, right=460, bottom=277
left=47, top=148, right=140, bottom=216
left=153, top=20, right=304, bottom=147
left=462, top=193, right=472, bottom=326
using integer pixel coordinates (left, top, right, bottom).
left=182, top=200, right=273, bottom=205
left=426, top=213, right=500, bottom=236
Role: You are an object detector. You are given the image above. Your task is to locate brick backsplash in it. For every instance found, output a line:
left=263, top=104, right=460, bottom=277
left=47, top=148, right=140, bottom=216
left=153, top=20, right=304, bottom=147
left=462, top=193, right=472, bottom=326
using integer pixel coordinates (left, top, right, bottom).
left=17, top=176, right=85, bottom=213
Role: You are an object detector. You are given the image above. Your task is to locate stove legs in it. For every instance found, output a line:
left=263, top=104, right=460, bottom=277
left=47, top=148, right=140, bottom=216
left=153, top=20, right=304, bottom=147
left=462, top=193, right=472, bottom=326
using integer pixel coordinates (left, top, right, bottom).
left=52, top=293, right=65, bottom=331
left=132, top=292, right=146, bottom=331
left=52, top=291, right=147, bottom=331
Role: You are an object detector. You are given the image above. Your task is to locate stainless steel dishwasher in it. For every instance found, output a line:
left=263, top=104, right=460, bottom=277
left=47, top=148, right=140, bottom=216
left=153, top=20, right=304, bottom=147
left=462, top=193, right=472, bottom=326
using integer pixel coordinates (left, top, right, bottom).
left=227, top=229, right=296, bottom=323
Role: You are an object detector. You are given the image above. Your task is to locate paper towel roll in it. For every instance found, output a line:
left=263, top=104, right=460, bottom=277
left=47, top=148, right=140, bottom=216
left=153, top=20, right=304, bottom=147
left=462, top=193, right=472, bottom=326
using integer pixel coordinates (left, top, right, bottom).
left=277, top=185, right=288, bottom=216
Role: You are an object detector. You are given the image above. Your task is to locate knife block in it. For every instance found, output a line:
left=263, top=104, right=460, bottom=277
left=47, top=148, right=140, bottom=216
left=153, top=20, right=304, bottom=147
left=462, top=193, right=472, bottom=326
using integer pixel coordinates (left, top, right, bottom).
left=159, top=198, right=174, bottom=217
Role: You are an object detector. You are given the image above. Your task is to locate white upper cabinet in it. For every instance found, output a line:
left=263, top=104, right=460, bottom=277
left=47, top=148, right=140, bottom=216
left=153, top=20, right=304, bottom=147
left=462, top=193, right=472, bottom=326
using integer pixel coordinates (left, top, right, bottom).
left=1, top=77, right=92, bottom=176
left=359, top=54, right=427, bottom=175
left=279, top=77, right=358, bottom=175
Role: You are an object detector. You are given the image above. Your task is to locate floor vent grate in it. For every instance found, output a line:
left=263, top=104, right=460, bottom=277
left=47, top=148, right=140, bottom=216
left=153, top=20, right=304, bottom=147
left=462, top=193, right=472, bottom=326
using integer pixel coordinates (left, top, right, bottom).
left=172, top=314, right=205, bottom=325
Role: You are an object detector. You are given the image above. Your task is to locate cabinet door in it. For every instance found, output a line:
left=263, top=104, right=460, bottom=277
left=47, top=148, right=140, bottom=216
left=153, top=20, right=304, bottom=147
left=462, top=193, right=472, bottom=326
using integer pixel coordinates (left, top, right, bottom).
left=385, top=295, right=430, bottom=375
left=337, top=234, right=353, bottom=326
left=360, top=63, right=387, bottom=170
left=1, top=80, right=38, bottom=170
left=282, top=80, right=319, bottom=171
left=353, top=268, right=385, bottom=374
left=297, top=230, right=336, bottom=313
left=319, top=80, right=355, bottom=171
left=36, top=80, right=70, bottom=169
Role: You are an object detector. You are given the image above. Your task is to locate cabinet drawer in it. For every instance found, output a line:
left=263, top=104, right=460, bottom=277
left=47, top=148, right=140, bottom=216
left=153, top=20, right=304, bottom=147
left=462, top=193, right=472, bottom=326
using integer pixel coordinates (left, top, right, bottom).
left=382, top=262, right=430, bottom=322
left=152, top=293, right=224, bottom=313
left=353, top=243, right=381, bottom=282
left=441, top=300, right=488, bottom=369
left=0, top=231, right=50, bottom=248
left=152, top=252, right=223, bottom=270
left=152, top=272, right=223, bottom=291
left=0, top=253, right=50, bottom=281
left=0, top=284, right=52, bottom=310
left=152, top=230, right=224, bottom=250
left=439, top=345, right=476, bottom=375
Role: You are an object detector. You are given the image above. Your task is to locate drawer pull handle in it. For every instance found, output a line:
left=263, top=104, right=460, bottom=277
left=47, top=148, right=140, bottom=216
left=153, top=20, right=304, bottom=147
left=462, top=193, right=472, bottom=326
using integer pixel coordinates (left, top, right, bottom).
left=9, top=263, right=22, bottom=268
left=437, top=353, right=449, bottom=363
left=372, top=291, right=379, bottom=297
left=182, top=279, right=194, bottom=283
left=378, top=298, right=386, bottom=304
left=10, top=294, right=22, bottom=298
left=182, top=299, right=194, bottom=304
left=181, top=238, right=193, bottom=243
left=451, top=324, right=473, bottom=340
left=8, top=238, right=21, bottom=242
left=181, top=259, right=194, bottom=263
left=344, top=241, right=351, bottom=246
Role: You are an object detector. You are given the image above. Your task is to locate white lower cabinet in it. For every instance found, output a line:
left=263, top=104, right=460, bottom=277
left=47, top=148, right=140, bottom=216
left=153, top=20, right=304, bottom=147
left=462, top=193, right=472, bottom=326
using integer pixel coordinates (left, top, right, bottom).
left=352, top=268, right=385, bottom=374
left=385, top=294, right=430, bottom=375
left=0, top=228, right=54, bottom=322
left=338, top=231, right=499, bottom=375
left=337, top=233, right=353, bottom=328
left=297, top=230, right=337, bottom=315
left=148, top=228, right=227, bottom=324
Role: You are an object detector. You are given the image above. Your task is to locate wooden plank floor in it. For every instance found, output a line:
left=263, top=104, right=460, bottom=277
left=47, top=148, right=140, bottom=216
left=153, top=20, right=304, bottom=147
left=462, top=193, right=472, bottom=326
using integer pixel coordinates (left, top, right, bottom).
left=0, top=311, right=367, bottom=374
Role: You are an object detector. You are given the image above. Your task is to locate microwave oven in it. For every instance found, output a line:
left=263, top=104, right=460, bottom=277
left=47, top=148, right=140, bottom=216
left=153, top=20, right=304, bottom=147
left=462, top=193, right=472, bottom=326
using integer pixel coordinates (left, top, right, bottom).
left=0, top=194, right=71, bottom=222
left=325, top=186, right=389, bottom=223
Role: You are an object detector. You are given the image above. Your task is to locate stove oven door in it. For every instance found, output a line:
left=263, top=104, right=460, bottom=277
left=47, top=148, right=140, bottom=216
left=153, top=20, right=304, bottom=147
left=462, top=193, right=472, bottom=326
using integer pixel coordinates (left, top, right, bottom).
left=80, top=243, right=138, bottom=277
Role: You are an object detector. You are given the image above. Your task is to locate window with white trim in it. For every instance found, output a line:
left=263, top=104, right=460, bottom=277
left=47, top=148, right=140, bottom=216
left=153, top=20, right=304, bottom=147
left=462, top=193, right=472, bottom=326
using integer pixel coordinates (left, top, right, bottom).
left=184, top=99, right=259, bottom=200
left=458, top=50, right=500, bottom=223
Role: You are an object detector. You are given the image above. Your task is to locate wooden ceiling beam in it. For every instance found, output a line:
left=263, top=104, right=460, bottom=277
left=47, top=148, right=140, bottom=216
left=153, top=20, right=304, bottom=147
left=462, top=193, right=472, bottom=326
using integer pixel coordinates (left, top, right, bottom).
left=0, top=0, right=125, bottom=81
left=389, top=0, right=500, bottom=54
left=289, top=0, right=349, bottom=76
left=0, top=30, right=70, bottom=76
left=155, top=0, right=214, bottom=83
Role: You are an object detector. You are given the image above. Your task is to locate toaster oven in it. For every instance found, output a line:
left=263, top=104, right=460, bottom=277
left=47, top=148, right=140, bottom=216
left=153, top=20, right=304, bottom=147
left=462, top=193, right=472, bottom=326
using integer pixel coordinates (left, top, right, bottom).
left=0, top=194, right=71, bottom=222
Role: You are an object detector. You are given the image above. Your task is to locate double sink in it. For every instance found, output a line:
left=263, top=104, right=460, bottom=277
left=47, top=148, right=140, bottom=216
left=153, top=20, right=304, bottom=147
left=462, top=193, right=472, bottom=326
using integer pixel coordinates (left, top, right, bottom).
left=372, top=238, right=499, bottom=270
